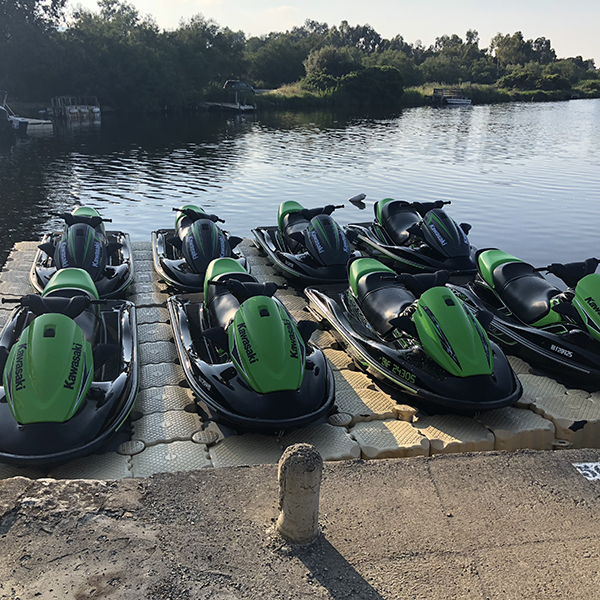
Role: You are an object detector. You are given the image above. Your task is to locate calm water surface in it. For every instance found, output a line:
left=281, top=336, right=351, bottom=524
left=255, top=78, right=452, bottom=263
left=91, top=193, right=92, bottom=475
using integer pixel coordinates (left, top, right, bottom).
left=1, top=99, right=599, bottom=267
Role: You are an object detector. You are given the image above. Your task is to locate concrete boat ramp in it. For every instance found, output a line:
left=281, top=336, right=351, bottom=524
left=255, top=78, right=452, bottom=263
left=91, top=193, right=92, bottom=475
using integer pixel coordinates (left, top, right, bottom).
left=1, top=239, right=600, bottom=481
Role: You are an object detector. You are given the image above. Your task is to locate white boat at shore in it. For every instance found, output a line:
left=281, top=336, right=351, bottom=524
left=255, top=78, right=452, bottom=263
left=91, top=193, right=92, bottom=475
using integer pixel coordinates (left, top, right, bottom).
left=1, top=91, right=53, bottom=137
left=432, top=88, right=472, bottom=107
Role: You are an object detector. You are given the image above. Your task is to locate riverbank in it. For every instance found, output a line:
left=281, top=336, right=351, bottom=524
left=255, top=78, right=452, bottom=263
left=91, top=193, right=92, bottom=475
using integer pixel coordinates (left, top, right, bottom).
left=2, top=448, right=600, bottom=598
left=256, top=81, right=600, bottom=110
left=8, top=81, right=600, bottom=118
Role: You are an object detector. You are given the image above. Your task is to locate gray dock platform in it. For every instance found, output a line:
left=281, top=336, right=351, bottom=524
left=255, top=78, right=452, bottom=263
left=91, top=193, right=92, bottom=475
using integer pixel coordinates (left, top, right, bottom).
left=1, top=239, right=599, bottom=480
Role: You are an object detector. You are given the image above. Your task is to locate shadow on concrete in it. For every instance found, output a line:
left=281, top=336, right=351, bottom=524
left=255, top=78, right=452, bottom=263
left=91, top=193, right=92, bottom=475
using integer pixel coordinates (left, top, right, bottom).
left=295, top=535, right=386, bottom=600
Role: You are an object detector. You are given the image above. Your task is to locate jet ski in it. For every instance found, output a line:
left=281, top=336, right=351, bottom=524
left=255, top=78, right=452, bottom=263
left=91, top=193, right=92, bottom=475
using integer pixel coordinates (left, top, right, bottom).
left=252, top=201, right=360, bottom=284
left=0, top=268, right=138, bottom=466
left=152, top=204, right=246, bottom=292
left=450, top=249, right=600, bottom=384
left=305, top=257, right=522, bottom=412
left=31, top=206, right=133, bottom=298
left=346, top=198, right=477, bottom=283
left=168, top=257, right=335, bottom=432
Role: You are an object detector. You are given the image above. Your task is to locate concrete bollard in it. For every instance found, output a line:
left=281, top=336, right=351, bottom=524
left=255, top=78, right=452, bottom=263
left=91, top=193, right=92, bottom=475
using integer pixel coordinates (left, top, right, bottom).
left=276, top=443, right=323, bottom=544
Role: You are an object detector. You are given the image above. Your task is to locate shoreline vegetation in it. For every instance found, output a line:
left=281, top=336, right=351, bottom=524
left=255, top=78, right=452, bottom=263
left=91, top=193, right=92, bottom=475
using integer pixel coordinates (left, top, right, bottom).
left=2, top=0, right=598, bottom=115
left=254, top=81, right=600, bottom=112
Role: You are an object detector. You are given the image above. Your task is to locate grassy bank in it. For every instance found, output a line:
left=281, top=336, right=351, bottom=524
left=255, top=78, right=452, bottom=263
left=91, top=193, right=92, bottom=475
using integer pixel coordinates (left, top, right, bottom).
left=257, top=81, right=600, bottom=110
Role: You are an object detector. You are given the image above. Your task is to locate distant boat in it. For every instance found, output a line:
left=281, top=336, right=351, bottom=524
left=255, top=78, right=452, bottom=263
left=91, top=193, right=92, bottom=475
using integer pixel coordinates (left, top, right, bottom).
left=1, top=91, right=53, bottom=137
left=50, top=95, right=101, bottom=120
left=432, top=88, right=472, bottom=107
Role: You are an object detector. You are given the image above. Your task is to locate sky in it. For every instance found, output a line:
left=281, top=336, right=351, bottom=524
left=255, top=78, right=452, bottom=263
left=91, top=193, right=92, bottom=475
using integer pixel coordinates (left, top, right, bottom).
left=70, top=0, right=599, bottom=64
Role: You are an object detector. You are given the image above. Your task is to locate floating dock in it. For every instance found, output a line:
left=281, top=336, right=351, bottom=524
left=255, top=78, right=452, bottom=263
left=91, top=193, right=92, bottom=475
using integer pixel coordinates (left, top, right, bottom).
left=1, top=239, right=599, bottom=481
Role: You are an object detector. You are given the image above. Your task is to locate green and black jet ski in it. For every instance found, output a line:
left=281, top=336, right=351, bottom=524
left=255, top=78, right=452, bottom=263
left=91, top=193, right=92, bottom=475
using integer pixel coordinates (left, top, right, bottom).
left=168, top=257, right=335, bottom=432
left=346, top=198, right=477, bottom=284
left=31, top=206, right=133, bottom=298
left=152, top=204, right=246, bottom=292
left=0, top=268, right=138, bottom=465
left=449, top=249, right=600, bottom=384
left=252, top=201, right=360, bottom=284
left=305, top=257, right=522, bottom=412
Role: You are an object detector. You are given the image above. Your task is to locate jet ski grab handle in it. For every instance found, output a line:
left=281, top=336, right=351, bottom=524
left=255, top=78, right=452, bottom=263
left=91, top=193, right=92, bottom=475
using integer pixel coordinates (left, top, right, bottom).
left=299, top=205, right=344, bottom=220
left=172, top=207, right=224, bottom=223
left=207, top=278, right=288, bottom=303
left=534, top=258, right=600, bottom=288
left=59, top=213, right=112, bottom=228
left=2, top=295, right=106, bottom=319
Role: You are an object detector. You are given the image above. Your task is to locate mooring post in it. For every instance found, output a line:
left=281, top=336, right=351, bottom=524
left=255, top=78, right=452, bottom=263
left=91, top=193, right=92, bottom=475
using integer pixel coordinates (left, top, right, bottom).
left=276, top=443, right=323, bottom=544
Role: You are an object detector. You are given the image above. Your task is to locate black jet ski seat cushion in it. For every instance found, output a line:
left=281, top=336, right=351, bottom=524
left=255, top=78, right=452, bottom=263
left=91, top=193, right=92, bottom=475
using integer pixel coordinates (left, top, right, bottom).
left=281, top=211, right=310, bottom=253
left=206, top=272, right=256, bottom=330
left=379, top=201, right=421, bottom=246
left=356, top=272, right=416, bottom=338
left=492, top=261, right=561, bottom=325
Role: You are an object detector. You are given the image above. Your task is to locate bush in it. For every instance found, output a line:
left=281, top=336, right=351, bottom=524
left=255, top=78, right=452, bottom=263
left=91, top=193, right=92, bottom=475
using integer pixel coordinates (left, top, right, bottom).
left=537, top=74, right=571, bottom=91
left=338, top=66, right=404, bottom=107
left=301, top=72, right=339, bottom=92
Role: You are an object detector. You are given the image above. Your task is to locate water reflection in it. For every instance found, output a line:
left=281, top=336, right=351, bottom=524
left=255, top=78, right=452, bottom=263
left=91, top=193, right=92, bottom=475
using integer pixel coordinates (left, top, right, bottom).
left=1, top=100, right=599, bottom=268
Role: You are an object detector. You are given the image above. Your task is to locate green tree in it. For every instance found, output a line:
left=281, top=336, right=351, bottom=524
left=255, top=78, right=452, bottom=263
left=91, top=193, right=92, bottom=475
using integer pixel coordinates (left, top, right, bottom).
left=326, top=20, right=382, bottom=53
left=339, top=65, right=404, bottom=106
left=362, top=48, right=423, bottom=87
left=247, top=33, right=314, bottom=87
left=304, top=45, right=362, bottom=78
left=0, top=0, right=68, bottom=97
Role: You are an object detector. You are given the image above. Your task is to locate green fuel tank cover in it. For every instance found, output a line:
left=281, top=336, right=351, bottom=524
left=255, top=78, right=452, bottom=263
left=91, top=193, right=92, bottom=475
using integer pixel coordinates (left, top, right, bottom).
left=3, top=313, right=94, bottom=424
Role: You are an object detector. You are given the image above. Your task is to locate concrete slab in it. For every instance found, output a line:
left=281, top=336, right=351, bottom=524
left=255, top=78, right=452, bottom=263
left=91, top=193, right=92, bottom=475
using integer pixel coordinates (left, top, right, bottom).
left=281, top=423, right=361, bottom=461
left=138, top=322, right=173, bottom=343
left=135, top=305, right=170, bottom=324
left=0, top=268, right=30, bottom=284
left=528, top=394, right=600, bottom=448
left=131, top=441, right=212, bottom=477
left=508, top=354, right=533, bottom=374
left=138, top=340, right=178, bottom=365
left=0, top=281, right=31, bottom=296
left=518, top=374, right=567, bottom=406
left=334, top=368, right=376, bottom=391
left=335, top=384, right=399, bottom=422
left=134, top=385, right=195, bottom=414
left=475, top=406, right=556, bottom=451
left=48, top=452, right=132, bottom=480
left=414, top=414, right=495, bottom=454
left=132, top=410, right=203, bottom=446
left=350, top=420, right=430, bottom=459
left=139, top=362, right=186, bottom=388
left=209, top=434, right=284, bottom=467
left=322, top=346, right=354, bottom=370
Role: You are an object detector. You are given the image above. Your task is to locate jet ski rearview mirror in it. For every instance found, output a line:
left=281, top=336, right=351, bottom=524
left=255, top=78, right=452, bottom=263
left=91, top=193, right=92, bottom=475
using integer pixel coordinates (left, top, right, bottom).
left=348, top=193, right=367, bottom=210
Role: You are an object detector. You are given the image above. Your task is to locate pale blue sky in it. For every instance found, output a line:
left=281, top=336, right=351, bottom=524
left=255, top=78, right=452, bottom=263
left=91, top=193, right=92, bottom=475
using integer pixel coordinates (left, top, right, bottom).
left=71, top=0, right=599, bottom=64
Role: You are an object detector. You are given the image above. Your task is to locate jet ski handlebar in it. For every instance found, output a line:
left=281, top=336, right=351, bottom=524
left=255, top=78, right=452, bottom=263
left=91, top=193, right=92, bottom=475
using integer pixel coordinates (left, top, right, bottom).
left=59, top=214, right=111, bottom=228
left=172, top=207, right=225, bottom=223
left=2, top=295, right=106, bottom=319
left=535, top=258, right=600, bottom=288
left=207, top=278, right=288, bottom=303
left=300, top=205, right=344, bottom=220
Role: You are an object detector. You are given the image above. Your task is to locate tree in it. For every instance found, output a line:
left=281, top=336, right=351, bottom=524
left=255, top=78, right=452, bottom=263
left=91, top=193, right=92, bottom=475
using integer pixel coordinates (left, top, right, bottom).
left=0, top=0, right=68, bottom=96
left=339, top=66, right=404, bottom=107
left=489, top=31, right=533, bottom=68
left=326, top=20, right=382, bottom=53
left=362, top=48, right=423, bottom=87
left=304, top=45, right=362, bottom=78
left=248, top=33, right=313, bottom=87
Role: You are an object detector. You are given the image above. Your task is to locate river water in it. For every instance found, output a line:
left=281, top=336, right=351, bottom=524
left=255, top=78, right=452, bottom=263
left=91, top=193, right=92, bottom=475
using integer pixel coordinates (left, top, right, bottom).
left=1, top=99, right=599, bottom=267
